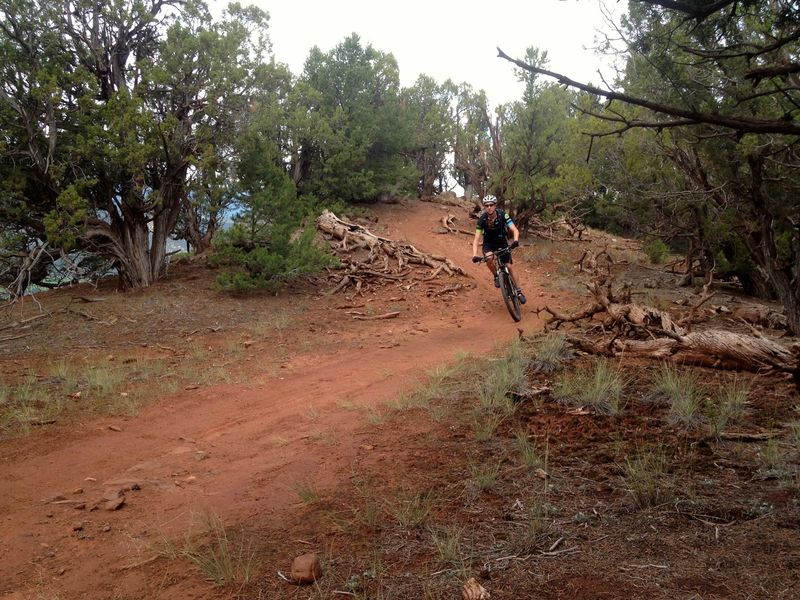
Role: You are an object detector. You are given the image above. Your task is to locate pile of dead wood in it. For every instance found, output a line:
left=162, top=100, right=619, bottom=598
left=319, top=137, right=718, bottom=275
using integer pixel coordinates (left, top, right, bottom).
left=316, top=210, right=466, bottom=295
left=537, top=272, right=798, bottom=380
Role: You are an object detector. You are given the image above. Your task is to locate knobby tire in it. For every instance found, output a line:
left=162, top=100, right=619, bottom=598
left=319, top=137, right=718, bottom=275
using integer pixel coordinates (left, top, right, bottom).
left=499, top=269, right=522, bottom=322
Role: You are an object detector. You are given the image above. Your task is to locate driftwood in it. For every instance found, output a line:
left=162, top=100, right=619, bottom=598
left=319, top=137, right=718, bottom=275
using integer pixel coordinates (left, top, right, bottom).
left=317, top=210, right=466, bottom=295
left=540, top=274, right=798, bottom=375
left=439, top=214, right=474, bottom=236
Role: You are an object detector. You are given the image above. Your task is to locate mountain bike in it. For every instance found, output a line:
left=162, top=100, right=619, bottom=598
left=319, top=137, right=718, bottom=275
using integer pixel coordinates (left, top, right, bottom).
left=478, top=247, right=522, bottom=322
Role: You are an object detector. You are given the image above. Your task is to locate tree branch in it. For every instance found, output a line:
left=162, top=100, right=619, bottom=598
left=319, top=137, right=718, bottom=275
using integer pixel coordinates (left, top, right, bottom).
left=496, top=48, right=800, bottom=136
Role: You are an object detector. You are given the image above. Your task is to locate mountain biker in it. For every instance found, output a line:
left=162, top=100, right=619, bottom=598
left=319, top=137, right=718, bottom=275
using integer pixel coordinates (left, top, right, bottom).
left=471, top=195, right=526, bottom=304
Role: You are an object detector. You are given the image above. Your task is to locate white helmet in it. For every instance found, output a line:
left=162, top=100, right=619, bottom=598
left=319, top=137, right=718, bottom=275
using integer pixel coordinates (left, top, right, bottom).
left=482, top=195, right=497, bottom=206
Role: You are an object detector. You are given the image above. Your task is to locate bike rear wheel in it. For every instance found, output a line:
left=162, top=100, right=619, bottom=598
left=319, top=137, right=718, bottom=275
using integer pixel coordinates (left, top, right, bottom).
left=499, top=269, right=522, bottom=322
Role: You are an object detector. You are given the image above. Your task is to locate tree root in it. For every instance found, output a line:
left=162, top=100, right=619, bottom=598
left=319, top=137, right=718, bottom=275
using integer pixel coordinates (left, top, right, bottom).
left=316, top=210, right=466, bottom=295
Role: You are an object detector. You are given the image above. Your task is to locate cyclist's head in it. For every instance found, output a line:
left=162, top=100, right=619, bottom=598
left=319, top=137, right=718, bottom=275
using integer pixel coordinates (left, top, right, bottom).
left=482, top=195, right=497, bottom=207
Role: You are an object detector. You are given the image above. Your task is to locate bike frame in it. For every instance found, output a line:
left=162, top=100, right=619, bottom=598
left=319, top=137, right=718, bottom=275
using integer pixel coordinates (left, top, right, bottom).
left=480, top=247, right=522, bottom=322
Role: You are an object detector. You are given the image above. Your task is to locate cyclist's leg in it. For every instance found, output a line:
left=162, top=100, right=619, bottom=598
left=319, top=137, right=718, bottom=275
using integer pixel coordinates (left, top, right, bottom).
left=483, top=243, right=500, bottom=284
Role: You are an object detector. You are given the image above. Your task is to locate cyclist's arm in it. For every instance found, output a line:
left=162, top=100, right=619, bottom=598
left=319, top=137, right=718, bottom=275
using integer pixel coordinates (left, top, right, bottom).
left=507, top=221, right=520, bottom=244
left=472, top=229, right=483, bottom=257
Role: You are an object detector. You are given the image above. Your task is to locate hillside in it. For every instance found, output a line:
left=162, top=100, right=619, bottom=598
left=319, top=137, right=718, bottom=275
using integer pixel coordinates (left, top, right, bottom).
left=1, top=199, right=798, bottom=600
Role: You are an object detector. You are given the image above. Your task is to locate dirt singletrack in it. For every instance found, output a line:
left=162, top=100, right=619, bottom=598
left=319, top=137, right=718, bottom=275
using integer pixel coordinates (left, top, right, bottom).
left=0, top=200, right=567, bottom=599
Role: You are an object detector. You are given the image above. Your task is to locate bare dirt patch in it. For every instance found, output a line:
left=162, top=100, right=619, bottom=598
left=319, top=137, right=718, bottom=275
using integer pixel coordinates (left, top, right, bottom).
left=1, top=199, right=797, bottom=599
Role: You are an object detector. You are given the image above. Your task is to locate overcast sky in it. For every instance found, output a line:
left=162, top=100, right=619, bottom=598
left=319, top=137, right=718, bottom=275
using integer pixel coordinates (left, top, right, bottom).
left=212, top=0, right=624, bottom=107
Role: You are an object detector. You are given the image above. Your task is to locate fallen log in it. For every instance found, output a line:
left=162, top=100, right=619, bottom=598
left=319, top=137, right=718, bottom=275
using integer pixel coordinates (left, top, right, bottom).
left=541, top=272, right=798, bottom=377
left=613, top=330, right=796, bottom=372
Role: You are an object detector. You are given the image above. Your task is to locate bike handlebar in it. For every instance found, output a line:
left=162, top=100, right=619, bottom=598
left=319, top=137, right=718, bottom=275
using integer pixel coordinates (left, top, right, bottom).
left=475, top=246, right=513, bottom=263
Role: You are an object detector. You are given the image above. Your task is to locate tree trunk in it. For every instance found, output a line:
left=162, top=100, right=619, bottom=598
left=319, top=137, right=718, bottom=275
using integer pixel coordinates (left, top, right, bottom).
left=420, top=169, right=436, bottom=199
left=184, top=205, right=218, bottom=255
left=84, top=185, right=184, bottom=289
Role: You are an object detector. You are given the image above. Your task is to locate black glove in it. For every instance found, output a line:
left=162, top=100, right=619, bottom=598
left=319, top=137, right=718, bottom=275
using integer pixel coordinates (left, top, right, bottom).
left=472, top=255, right=482, bottom=263
left=510, top=240, right=519, bottom=249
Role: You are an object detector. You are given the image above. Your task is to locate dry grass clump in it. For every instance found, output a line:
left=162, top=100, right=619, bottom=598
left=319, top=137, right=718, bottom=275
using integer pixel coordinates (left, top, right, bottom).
left=624, top=447, right=674, bottom=509
left=152, top=512, right=256, bottom=586
left=554, top=359, right=625, bottom=415
left=651, top=364, right=704, bottom=428
left=529, top=333, right=569, bottom=373
left=706, top=376, right=750, bottom=438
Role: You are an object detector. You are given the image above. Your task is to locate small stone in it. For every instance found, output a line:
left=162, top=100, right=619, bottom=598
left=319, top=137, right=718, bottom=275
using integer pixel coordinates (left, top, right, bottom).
left=193, top=451, right=210, bottom=461
left=104, top=497, right=125, bottom=511
left=72, top=522, right=83, bottom=531
left=72, top=488, right=84, bottom=495
left=108, top=425, right=122, bottom=432
left=290, top=553, right=322, bottom=584
left=103, top=489, right=123, bottom=502
left=101, top=523, right=111, bottom=532
left=243, top=340, right=254, bottom=348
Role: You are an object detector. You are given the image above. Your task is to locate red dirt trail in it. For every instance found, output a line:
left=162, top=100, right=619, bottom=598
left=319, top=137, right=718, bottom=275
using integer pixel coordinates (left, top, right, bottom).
left=0, top=200, right=565, bottom=599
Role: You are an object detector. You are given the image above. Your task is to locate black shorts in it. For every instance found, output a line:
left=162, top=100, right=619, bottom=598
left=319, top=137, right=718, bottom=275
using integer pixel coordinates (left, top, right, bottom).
left=482, top=240, right=512, bottom=265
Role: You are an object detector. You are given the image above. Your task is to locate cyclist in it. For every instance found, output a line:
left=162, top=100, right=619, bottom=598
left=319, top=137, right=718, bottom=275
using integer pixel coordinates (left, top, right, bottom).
left=471, top=195, right=526, bottom=304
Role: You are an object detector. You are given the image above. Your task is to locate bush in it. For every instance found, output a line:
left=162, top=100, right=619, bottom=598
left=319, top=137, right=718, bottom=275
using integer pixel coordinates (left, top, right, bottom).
left=213, top=224, right=336, bottom=293
left=643, top=238, right=669, bottom=264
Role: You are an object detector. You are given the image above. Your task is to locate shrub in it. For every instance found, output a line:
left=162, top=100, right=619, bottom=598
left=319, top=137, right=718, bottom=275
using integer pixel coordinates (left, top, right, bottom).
left=210, top=151, right=337, bottom=292
left=643, top=238, right=669, bottom=264
left=478, top=340, right=531, bottom=409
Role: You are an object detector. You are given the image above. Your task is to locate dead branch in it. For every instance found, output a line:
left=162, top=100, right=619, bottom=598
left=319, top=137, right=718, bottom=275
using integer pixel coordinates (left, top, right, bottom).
left=718, top=430, right=782, bottom=441
left=429, top=283, right=463, bottom=297
left=317, top=210, right=466, bottom=295
left=352, top=311, right=400, bottom=321
left=0, top=311, right=53, bottom=333
left=540, top=273, right=797, bottom=375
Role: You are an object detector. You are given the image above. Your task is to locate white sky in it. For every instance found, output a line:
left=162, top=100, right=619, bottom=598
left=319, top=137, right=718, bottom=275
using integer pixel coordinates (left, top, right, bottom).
left=212, top=0, right=623, bottom=107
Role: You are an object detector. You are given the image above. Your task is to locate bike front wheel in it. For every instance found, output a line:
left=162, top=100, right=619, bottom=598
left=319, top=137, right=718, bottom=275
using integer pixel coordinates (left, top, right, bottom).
left=499, top=269, right=522, bottom=322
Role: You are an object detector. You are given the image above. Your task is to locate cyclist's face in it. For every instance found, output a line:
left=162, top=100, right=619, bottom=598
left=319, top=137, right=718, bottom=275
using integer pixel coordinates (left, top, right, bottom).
left=484, top=203, right=496, bottom=212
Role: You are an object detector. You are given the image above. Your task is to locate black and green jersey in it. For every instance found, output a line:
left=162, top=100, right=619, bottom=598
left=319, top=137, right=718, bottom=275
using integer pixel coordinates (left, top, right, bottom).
left=476, top=209, right=514, bottom=246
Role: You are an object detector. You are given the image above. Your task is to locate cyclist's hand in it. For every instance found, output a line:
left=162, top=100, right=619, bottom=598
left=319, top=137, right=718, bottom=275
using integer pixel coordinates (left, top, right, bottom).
left=472, top=255, right=482, bottom=263
left=509, top=240, right=519, bottom=249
